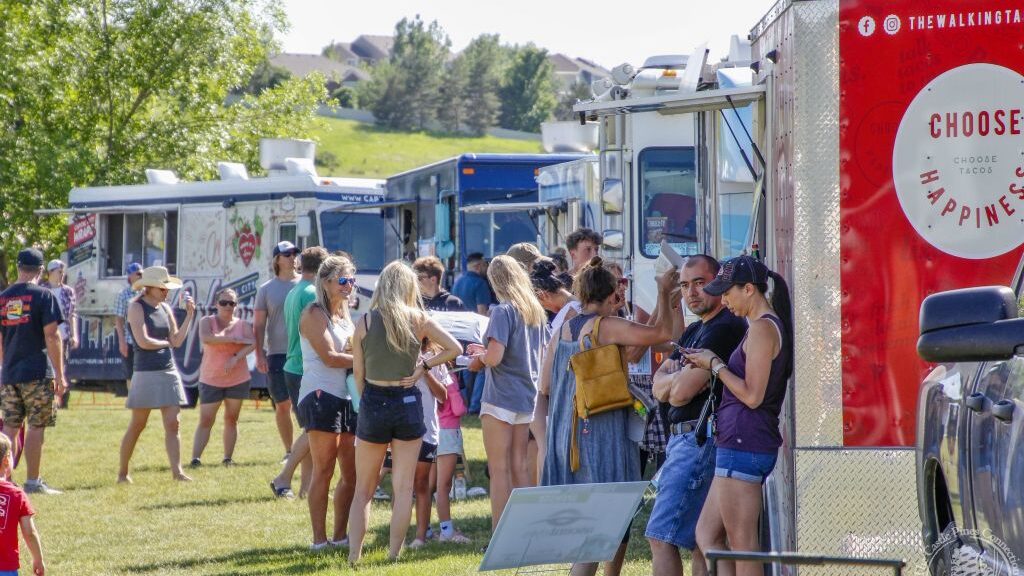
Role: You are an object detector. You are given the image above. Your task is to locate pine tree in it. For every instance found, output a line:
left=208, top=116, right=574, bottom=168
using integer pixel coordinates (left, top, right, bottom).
left=499, top=44, right=557, bottom=133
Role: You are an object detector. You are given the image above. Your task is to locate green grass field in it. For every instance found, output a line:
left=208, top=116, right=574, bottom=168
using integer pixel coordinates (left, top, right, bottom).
left=24, top=392, right=663, bottom=575
left=310, top=117, right=544, bottom=179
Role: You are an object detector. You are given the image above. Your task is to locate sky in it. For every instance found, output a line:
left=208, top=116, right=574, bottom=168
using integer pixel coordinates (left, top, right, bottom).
left=279, top=0, right=780, bottom=69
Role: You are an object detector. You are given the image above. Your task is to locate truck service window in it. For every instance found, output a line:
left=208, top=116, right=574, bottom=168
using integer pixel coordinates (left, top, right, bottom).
left=464, top=211, right=537, bottom=259
left=718, top=192, right=753, bottom=259
left=638, top=147, right=697, bottom=258
left=320, top=212, right=386, bottom=273
left=101, top=212, right=178, bottom=277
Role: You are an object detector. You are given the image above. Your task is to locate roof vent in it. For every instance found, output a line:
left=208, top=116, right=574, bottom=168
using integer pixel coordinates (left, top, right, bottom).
left=285, top=157, right=318, bottom=179
left=259, top=138, right=316, bottom=175
left=145, top=169, right=179, bottom=185
left=217, top=162, right=249, bottom=180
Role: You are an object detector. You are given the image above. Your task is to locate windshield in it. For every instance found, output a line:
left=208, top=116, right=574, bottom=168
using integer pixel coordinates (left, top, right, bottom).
left=320, top=211, right=387, bottom=272
left=463, top=211, right=537, bottom=259
left=638, top=147, right=698, bottom=258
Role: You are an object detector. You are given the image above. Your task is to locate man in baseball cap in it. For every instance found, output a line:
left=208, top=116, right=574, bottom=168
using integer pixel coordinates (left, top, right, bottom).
left=273, top=241, right=300, bottom=258
left=0, top=247, right=66, bottom=494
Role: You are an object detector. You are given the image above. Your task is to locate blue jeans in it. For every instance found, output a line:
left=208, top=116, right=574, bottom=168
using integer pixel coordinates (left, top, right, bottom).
left=714, top=447, right=778, bottom=484
left=466, top=370, right=485, bottom=413
left=645, top=432, right=717, bottom=549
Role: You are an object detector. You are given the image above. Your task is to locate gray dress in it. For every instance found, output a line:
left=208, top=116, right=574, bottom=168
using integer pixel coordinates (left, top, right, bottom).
left=541, top=314, right=640, bottom=486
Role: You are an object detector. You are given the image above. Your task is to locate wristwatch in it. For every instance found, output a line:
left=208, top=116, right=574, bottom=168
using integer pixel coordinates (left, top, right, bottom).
left=422, top=359, right=431, bottom=372
left=711, top=358, right=725, bottom=378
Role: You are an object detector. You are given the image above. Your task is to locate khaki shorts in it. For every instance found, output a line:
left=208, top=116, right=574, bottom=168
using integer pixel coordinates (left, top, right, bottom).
left=2, top=379, right=57, bottom=428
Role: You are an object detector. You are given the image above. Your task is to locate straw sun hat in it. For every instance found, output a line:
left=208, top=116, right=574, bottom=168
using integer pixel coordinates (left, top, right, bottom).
left=132, top=266, right=183, bottom=291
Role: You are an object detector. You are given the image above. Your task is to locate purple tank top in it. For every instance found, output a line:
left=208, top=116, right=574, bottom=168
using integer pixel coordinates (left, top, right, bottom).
left=715, top=314, right=790, bottom=453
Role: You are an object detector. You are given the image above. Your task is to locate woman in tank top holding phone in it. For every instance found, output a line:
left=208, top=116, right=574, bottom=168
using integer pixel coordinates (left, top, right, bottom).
left=683, top=255, right=794, bottom=576
left=347, top=261, right=461, bottom=565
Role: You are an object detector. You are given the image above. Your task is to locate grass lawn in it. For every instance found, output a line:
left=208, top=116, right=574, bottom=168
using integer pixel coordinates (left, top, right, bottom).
left=24, top=391, right=663, bottom=575
left=310, top=117, right=544, bottom=179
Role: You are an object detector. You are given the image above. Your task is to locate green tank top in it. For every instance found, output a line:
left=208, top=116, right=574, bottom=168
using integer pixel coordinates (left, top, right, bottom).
left=362, top=311, right=420, bottom=381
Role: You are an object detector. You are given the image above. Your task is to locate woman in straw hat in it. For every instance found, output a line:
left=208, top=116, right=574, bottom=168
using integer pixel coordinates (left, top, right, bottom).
left=117, top=266, right=196, bottom=483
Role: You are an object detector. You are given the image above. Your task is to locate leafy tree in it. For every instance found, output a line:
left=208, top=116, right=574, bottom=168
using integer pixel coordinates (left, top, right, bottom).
left=370, top=16, right=450, bottom=131
left=331, top=86, right=359, bottom=108
left=0, top=0, right=329, bottom=281
left=499, top=44, right=557, bottom=133
left=553, top=81, right=595, bottom=121
left=237, top=61, right=293, bottom=95
left=460, top=34, right=507, bottom=136
left=436, top=56, right=469, bottom=133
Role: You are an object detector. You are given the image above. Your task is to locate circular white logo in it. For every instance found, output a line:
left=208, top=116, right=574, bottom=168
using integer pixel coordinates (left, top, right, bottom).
left=916, top=527, right=1020, bottom=576
left=883, top=14, right=901, bottom=35
left=892, top=63, right=1024, bottom=259
left=858, top=16, right=876, bottom=36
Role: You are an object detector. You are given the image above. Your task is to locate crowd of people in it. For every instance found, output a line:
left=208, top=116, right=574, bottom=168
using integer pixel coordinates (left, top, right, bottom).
left=0, top=225, right=795, bottom=574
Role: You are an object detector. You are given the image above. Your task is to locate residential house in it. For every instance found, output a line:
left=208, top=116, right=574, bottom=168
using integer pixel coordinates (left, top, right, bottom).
left=269, top=53, right=369, bottom=91
left=350, top=35, right=395, bottom=65
left=322, top=42, right=362, bottom=67
left=548, top=53, right=611, bottom=94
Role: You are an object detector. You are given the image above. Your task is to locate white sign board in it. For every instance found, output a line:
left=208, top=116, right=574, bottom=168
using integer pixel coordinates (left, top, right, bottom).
left=479, top=482, right=649, bottom=572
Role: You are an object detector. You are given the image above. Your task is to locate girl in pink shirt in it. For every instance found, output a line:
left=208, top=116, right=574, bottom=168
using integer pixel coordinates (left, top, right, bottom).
left=434, top=368, right=471, bottom=543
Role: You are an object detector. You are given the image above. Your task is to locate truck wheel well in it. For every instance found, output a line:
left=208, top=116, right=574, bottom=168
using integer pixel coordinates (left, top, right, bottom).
left=930, top=460, right=954, bottom=533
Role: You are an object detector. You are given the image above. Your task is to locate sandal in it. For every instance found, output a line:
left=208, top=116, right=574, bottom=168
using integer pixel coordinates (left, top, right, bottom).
left=269, top=480, right=295, bottom=499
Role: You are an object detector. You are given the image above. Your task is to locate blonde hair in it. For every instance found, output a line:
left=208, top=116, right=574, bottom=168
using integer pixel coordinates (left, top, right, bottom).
left=0, top=433, right=10, bottom=465
left=314, top=255, right=355, bottom=322
left=487, top=255, right=546, bottom=327
left=214, top=287, right=237, bottom=302
left=369, top=261, right=424, bottom=351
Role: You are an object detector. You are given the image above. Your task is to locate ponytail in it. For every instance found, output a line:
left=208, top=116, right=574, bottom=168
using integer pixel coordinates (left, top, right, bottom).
left=766, top=270, right=794, bottom=380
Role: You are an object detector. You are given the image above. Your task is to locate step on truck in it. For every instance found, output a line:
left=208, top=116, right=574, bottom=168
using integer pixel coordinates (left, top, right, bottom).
left=573, top=0, right=1024, bottom=572
left=43, top=138, right=389, bottom=399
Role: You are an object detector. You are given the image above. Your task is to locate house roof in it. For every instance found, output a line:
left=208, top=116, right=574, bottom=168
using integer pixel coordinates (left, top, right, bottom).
left=323, top=42, right=359, bottom=62
left=269, top=53, right=368, bottom=82
left=548, top=53, right=582, bottom=73
left=352, top=35, right=394, bottom=60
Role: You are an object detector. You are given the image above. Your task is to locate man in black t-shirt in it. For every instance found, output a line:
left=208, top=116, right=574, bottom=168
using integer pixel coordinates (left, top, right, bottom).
left=645, top=254, right=746, bottom=576
left=0, top=248, right=66, bottom=495
left=413, top=256, right=466, bottom=312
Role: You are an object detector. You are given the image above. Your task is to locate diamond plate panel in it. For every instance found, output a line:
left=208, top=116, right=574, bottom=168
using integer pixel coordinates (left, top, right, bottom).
left=795, top=448, right=924, bottom=575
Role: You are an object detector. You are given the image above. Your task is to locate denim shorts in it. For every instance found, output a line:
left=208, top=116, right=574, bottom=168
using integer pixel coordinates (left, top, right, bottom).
left=299, top=391, right=358, bottom=435
left=644, top=432, right=717, bottom=549
left=283, top=372, right=305, bottom=428
left=266, top=354, right=290, bottom=404
left=714, top=447, right=778, bottom=484
left=355, top=384, right=426, bottom=444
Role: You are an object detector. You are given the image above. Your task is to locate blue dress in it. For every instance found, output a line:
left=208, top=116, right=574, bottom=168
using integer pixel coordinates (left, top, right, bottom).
left=541, top=314, right=640, bottom=486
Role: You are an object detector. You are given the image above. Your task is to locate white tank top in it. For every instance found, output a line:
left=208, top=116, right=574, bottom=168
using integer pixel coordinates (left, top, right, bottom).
left=298, top=306, right=354, bottom=405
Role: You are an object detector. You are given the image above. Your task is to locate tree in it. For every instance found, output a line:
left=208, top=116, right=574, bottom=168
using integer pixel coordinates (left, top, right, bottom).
left=0, top=0, right=329, bottom=280
left=370, top=16, right=450, bottom=131
left=459, top=34, right=507, bottom=136
left=499, top=44, right=558, bottom=133
left=553, top=81, right=595, bottom=121
left=436, top=56, right=469, bottom=133
left=236, top=61, right=293, bottom=95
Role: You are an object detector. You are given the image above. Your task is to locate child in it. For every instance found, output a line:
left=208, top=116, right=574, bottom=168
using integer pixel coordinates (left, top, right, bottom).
left=435, top=367, right=471, bottom=543
left=0, top=433, right=44, bottom=576
left=408, top=343, right=448, bottom=549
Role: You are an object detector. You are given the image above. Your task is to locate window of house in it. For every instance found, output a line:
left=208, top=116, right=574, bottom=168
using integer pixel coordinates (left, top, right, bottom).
left=101, top=212, right=178, bottom=277
left=638, top=147, right=698, bottom=258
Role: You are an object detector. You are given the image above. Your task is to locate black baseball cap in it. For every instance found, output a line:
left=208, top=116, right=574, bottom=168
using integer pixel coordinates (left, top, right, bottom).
left=17, top=248, right=45, bottom=269
left=703, top=255, right=769, bottom=296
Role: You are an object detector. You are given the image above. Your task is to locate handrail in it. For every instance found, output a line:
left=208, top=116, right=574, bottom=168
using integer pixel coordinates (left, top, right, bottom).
left=705, top=550, right=905, bottom=576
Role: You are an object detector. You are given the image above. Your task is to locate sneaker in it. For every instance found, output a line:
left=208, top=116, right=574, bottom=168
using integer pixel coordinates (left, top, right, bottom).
left=24, top=479, right=62, bottom=495
left=373, top=487, right=391, bottom=501
left=328, top=537, right=349, bottom=548
left=222, top=458, right=234, bottom=467
left=189, top=458, right=202, bottom=468
left=310, top=541, right=330, bottom=552
left=407, top=538, right=426, bottom=550
left=439, top=531, right=471, bottom=544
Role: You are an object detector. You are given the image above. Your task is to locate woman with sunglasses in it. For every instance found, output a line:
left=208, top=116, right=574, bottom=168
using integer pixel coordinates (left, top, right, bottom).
left=297, top=256, right=360, bottom=551
left=118, top=266, right=196, bottom=483
left=190, top=288, right=255, bottom=467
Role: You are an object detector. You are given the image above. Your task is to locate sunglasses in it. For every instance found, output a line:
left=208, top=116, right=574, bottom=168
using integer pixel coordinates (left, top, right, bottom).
left=218, top=300, right=237, bottom=307
left=617, top=278, right=629, bottom=286
left=337, top=277, right=357, bottom=286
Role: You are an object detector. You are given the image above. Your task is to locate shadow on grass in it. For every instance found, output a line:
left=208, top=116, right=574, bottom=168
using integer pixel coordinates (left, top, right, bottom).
left=138, top=495, right=270, bottom=511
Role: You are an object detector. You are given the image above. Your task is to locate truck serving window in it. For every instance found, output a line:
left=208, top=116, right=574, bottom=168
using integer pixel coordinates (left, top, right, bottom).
left=320, top=211, right=386, bottom=273
left=464, top=211, right=537, bottom=259
left=638, top=147, right=697, bottom=258
left=101, top=212, right=178, bottom=277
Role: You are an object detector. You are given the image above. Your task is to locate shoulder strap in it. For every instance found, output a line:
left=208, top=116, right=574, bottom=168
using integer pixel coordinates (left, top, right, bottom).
left=578, top=316, right=603, bottom=352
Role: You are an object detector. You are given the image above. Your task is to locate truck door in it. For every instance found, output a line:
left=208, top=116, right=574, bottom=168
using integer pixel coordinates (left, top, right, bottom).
left=965, top=353, right=1024, bottom=566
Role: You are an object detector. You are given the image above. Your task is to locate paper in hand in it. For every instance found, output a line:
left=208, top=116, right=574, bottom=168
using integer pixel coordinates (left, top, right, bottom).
left=654, top=239, right=686, bottom=277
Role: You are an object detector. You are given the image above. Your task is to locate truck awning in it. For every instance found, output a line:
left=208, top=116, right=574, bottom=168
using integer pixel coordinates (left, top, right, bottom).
left=320, top=199, right=410, bottom=212
left=460, top=199, right=565, bottom=214
left=35, top=204, right=181, bottom=216
left=574, top=85, right=765, bottom=117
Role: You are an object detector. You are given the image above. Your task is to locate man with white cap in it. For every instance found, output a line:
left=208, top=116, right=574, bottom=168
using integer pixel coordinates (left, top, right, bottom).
left=0, top=248, right=66, bottom=494
left=114, top=262, right=144, bottom=395
left=254, top=241, right=301, bottom=462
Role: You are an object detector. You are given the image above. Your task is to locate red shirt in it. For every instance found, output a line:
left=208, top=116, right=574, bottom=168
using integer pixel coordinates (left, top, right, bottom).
left=0, top=481, right=34, bottom=570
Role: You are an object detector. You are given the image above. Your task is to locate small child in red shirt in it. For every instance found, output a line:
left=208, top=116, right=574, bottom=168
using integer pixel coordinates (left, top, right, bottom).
left=0, top=433, right=44, bottom=576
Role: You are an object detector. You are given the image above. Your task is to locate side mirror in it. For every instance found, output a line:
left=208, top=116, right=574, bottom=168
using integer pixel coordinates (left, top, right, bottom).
left=917, top=286, right=1024, bottom=362
left=602, top=230, right=624, bottom=250
left=602, top=179, right=623, bottom=214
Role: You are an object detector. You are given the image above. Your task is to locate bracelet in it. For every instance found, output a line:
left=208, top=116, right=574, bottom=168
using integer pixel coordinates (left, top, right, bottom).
left=711, top=358, right=725, bottom=378
left=422, top=359, right=431, bottom=371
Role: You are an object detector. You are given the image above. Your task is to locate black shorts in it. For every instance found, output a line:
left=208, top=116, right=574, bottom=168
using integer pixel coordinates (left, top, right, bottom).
left=383, top=441, right=436, bottom=469
left=298, top=391, right=357, bottom=434
left=266, top=354, right=290, bottom=404
left=284, top=372, right=305, bottom=428
left=198, top=381, right=251, bottom=404
left=355, top=384, right=426, bottom=444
